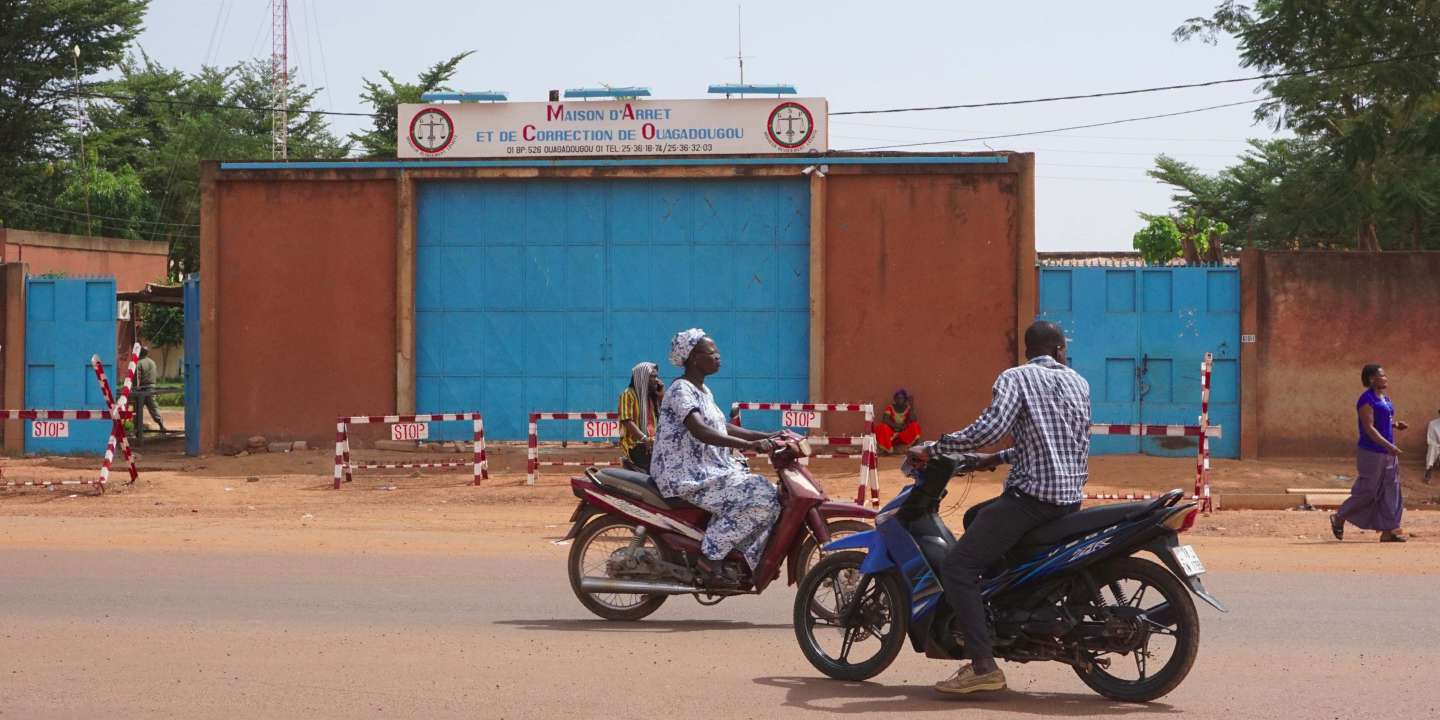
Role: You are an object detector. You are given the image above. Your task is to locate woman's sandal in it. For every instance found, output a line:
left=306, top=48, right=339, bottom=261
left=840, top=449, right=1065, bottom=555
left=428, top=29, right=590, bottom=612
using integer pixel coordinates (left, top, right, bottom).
left=1329, top=514, right=1344, bottom=541
left=1380, top=531, right=1408, bottom=543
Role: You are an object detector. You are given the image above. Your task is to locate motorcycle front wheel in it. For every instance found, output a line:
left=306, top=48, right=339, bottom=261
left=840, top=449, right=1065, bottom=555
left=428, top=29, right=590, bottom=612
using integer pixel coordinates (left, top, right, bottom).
left=567, top=515, right=668, bottom=621
left=793, top=551, right=906, bottom=681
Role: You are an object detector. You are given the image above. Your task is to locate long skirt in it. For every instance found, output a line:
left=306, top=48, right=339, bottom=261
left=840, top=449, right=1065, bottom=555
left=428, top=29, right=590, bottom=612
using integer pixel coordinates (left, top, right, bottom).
left=676, top=472, right=780, bottom=571
left=1337, top=449, right=1403, bottom=532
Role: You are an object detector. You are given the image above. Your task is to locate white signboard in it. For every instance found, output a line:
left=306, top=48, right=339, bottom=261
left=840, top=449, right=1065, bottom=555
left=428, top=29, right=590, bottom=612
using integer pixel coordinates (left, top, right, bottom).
left=398, top=98, right=828, bottom=159
left=782, top=410, right=823, bottom=429
left=583, top=420, right=622, bottom=439
left=390, top=422, right=430, bottom=441
left=31, top=420, right=70, bottom=439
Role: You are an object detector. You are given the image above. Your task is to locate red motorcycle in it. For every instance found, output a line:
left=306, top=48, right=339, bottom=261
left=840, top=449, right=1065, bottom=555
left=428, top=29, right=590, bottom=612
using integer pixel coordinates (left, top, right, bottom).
left=562, top=439, right=875, bottom=620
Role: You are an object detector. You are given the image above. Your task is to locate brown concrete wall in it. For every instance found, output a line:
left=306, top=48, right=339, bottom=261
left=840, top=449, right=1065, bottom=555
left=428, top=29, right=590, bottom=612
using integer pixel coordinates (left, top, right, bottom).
left=209, top=179, right=397, bottom=449
left=0, top=229, right=167, bottom=292
left=823, top=160, right=1033, bottom=437
left=1, top=263, right=25, bottom=455
left=1249, top=251, right=1440, bottom=459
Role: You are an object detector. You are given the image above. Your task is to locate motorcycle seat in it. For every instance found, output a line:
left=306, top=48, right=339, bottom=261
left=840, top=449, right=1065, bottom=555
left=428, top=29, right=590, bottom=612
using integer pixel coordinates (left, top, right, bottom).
left=1018, top=500, right=1153, bottom=547
left=594, top=468, right=704, bottom=513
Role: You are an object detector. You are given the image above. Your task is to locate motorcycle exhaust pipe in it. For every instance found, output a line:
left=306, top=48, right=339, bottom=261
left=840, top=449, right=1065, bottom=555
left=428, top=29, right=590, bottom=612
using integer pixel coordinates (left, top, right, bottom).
left=579, top=577, right=699, bottom=595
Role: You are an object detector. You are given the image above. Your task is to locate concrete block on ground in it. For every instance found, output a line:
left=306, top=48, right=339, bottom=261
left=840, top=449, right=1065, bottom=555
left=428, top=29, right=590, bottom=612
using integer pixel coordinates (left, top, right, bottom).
left=291, top=441, right=308, bottom=451
left=1217, top=493, right=1303, bottom=510
left=1303, top=493, right=1350, bottom=508
left=268, top=442, right=293, bottom=453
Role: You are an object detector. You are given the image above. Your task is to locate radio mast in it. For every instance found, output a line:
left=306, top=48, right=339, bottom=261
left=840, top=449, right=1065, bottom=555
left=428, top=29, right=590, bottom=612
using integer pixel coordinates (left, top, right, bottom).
left=271, top=0, right=288, bottom=159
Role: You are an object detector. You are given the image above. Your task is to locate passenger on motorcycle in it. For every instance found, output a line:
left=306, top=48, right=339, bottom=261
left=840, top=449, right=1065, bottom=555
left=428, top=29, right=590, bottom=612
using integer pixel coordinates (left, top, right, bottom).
left=912, top=320, right=1091, bottom=695
left=650, top=329, right=783, bottom=587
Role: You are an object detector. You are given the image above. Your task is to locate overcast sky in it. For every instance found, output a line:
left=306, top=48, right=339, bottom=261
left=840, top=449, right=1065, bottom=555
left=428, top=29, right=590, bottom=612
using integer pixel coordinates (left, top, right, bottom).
left=132, top=0, right=1281, bottom=251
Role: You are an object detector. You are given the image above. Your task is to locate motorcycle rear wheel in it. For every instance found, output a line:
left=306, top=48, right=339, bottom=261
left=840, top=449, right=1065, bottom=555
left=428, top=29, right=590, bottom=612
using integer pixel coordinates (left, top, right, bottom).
left=567, top=515, right=669, bottom=621
left=793, top=551, right=906, bottom=681
left=1071, top=556, right=1200, bottom=702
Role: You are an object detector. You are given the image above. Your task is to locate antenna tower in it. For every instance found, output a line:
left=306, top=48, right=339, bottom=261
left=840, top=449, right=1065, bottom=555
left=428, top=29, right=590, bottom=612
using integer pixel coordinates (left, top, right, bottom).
left=271, top=0, right=288, bottom=159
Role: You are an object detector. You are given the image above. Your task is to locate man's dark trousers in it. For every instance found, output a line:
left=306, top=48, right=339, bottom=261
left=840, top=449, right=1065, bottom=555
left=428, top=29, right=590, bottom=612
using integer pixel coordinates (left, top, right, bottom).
left=940, top=487, right=1079, bottom=659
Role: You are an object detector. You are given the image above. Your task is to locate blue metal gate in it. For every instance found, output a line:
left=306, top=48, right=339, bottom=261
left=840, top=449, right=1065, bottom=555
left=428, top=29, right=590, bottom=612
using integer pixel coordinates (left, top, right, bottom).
left=183, top=274, right=200, bottom=456
left=24, top=277, right=116, bottom=454
left=416, top=178, right=810, bottom=440
left=1037, top=266, right=1239, bottom=457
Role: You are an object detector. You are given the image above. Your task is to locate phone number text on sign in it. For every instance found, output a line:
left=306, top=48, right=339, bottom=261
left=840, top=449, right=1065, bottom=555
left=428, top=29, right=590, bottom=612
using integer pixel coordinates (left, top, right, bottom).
left=31, top=421, right=70, bottom=438
left=782, top=411, right=822, bottom=429
left=390, top=423, right=430, bottom=441
left=583, top=420, right=621, bottom=439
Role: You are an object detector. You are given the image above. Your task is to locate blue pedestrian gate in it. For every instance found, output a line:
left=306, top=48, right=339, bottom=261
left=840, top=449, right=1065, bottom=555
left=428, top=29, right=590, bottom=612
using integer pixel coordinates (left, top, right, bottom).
left=24, top=277, right=116, bottom=454
left=416, top=178, right=811, bottom=440
left=1037, top=266, right=1239, bottom=458
left=183, top=274, right=201, bottom=456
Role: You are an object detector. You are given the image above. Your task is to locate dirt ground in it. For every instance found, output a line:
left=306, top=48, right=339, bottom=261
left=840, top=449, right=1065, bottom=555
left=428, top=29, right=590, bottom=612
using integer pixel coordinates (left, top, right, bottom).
left=3, top=443, right=1438, bottom=555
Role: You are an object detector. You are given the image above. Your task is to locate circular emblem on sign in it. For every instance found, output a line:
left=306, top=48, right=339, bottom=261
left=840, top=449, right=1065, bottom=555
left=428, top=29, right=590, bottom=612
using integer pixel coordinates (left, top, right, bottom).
left=408, top=107, right=455, bottom=155
left=766, top=102, right=815, bottom=149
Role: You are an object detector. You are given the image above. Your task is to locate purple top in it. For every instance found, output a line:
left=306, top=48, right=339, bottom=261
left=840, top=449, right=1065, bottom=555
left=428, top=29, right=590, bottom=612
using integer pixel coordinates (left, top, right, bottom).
left=1356, top=389, right=1395, bottom=454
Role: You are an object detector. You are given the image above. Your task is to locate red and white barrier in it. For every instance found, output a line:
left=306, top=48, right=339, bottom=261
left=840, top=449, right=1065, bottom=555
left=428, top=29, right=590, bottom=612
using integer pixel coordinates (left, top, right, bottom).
left=98, top=344, right=141, bottom=489
left=1196, top=352, right=1214, bottom=512
left=91, top=353, right=138, bottom=485
left=526, top=412, right=623, bottom=485
left=0, top=344, right=140, bottom=492
left=333, top=413, right=488, bottom=489
left=730, top=402, right=879, bottom=508
left=1084, top=353, right=1219, bottom=511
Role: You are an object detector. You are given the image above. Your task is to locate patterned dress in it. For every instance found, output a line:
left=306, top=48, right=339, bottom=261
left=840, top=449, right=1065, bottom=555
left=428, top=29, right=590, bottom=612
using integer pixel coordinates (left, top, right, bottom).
left=651, top=379, right=780, bottom=571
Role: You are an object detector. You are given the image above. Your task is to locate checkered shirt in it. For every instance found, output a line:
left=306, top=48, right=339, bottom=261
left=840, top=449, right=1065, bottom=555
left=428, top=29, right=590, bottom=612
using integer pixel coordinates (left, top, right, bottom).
left=934, top=356, right=1091, bottom=505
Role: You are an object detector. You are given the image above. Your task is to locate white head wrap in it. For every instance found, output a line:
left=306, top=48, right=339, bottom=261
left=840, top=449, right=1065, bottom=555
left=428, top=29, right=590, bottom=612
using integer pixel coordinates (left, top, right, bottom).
left=630, top=362, right=659, bottom=426
left=668, top=328, right=707, bottom=367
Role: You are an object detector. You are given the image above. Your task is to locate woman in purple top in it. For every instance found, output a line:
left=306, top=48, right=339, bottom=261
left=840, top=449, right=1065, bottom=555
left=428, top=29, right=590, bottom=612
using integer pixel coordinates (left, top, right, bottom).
left=1331, top=364, right=1410, bottom=542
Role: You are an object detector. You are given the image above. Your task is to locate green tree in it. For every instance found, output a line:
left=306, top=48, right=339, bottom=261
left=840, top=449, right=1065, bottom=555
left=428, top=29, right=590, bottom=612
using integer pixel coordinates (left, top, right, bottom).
left=1132, top=215, right=1184, bottom=265
left=351, top=52, right=474, bottom=158
left=1168, top=1, right=1440, bottom=250
left=139, top=300, right=182, bottom=376
left=78, top=55, right=349, bottom=272
left=0, top=0, right=148, bottom=176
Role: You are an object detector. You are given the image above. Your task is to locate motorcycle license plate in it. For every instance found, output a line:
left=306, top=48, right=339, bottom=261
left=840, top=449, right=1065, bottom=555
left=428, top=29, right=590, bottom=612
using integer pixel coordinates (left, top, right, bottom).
left=1171, top=545, right=1206, bottom=576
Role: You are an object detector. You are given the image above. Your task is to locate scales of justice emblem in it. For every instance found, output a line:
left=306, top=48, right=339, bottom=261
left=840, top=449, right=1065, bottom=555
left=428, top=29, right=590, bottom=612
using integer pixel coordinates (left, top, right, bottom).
left=766, top=102, right=815, bottom=149
left=408, top=107, right=456, bottom=154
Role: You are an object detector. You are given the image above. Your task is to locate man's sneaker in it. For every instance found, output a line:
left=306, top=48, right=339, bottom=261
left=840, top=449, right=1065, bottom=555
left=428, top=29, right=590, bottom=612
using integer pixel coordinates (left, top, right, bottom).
left=934, top=664, right=1007, bottom=695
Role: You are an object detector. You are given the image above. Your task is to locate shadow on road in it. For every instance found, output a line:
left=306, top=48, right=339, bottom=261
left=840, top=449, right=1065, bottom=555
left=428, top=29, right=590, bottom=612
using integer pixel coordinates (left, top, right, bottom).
left=752, top=676, right=1179, bottom=716
left=496, top=618, right=791, bottom=633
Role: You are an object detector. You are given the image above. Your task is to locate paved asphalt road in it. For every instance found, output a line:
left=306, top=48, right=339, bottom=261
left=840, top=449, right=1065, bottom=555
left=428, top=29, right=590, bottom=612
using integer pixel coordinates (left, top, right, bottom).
left=2, top=547, right=1437, bottom=719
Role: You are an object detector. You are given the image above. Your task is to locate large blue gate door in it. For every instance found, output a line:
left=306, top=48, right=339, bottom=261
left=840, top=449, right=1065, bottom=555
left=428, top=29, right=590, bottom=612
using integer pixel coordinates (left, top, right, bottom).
left=25, top=277, right=116, bottom=454
left=1038, top=266, right=1239, bottom=458
left=416, top=178, right=810, bottom=440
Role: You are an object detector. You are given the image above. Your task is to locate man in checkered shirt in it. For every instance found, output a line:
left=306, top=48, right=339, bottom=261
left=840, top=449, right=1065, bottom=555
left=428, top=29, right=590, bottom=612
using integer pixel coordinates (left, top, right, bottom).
left=919, top=320, right=1091, bottom=695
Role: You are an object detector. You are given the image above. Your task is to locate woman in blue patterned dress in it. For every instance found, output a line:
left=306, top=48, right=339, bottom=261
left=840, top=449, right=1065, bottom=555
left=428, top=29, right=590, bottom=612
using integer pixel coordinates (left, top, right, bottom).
left=650, top=329, right=782, bottom=586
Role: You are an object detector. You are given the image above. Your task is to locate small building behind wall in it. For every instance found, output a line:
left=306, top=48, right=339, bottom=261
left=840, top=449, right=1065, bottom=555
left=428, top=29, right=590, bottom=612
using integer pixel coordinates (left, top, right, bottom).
left=0, top=229, right=167, bottom=292
left=199, top=97, right=1035, bottom=452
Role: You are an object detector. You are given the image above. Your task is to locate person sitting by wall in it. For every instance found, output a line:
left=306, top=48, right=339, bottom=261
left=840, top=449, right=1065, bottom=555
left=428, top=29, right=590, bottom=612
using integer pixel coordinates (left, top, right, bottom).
left=876, top=389, right=921, bottom=455
left=618, top=362, right=663, bottom=472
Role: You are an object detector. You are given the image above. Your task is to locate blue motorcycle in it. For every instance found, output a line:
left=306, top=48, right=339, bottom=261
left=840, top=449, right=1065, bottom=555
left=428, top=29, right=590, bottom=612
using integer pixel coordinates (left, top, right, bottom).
left=792, top=449, right=1225, bottom=702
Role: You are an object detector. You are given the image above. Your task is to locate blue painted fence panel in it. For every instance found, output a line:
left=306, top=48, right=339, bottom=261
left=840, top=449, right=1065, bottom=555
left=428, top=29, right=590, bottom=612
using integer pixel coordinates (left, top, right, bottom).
left=1037, top=267, right=1239, bottom=458
left=416, top=178, right=809, bottom=440
left=25, top=277, right=115, bottom=454
left=184, top=274, right=201, bottom=456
